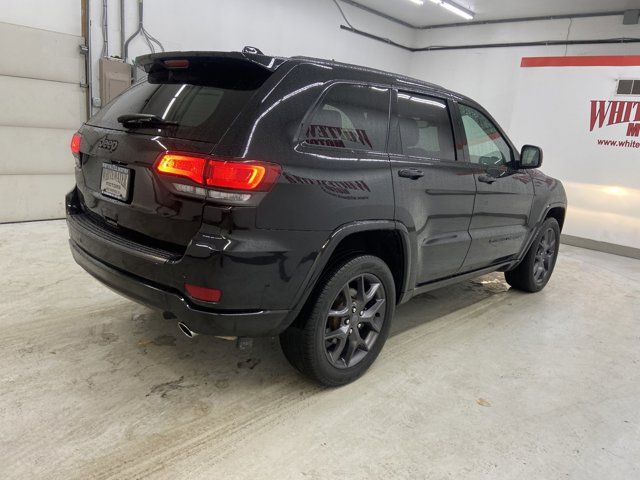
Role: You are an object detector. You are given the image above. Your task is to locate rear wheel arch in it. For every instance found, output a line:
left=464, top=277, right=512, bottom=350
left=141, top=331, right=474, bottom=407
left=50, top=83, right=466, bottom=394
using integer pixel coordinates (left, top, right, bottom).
left=288, top=222, right=410, bottom=328
left=320, top=228, right=407, bottom=304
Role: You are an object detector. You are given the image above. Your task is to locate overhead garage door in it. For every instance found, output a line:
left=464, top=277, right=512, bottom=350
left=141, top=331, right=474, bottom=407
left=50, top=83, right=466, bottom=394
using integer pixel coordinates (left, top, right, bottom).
left=0, top=22, right=85, bottom=222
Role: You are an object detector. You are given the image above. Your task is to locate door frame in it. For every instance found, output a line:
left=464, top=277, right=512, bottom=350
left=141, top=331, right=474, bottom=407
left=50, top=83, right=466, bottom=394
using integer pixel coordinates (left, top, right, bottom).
left=451, top=99, right=536, bottom=271
left=389, top=87, right=479, bottom=286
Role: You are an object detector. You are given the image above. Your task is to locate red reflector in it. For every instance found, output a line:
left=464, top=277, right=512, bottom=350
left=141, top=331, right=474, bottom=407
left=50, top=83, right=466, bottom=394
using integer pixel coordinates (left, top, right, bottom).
left=70, top=132, right=82, bottom=156
left=184, top=284, right=222, bottom=303
left=155, top=153, right=207, bottom=184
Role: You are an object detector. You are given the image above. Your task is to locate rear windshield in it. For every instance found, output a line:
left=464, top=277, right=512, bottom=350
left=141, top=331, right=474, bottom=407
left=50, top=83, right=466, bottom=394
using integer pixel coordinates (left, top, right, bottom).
left=88, top=79, right=262, bottom=143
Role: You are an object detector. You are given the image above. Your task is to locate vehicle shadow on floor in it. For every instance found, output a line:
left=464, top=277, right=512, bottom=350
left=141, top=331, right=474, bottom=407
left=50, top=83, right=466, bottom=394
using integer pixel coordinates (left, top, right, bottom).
left=390, top=272, right=509, bottom=337
left=118, top=272, right=511, bottom=392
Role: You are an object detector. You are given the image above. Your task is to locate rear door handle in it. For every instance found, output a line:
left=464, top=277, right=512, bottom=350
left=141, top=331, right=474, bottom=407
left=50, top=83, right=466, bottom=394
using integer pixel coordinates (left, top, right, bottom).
left=478, top=174, right=496, bottom=184
left=398, top=168, right=425, bottom=180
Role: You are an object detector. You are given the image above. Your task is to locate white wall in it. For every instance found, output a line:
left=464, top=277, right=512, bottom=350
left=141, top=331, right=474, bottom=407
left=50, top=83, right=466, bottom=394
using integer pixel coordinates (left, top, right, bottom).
left=509, top=64, right=640, bottom=249
left=0, top=1, right=85, bottom=222
left=408, top=16, right=640, bottom=249
left=89, top=0, right=415, bottom=108
left=409, top=16, right=640, bottom=131
left=1, top=0, right=81, bottom=36
left=0, top=15, right=85, bottom=222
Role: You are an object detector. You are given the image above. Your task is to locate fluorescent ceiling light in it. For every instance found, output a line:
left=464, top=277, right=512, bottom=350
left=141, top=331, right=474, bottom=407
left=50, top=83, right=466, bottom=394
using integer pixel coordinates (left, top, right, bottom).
left=440, top=1, right=474, bottom=20
left=408, top=0, right=425, bottom=5
left=428, top=0, right=475, bottom=20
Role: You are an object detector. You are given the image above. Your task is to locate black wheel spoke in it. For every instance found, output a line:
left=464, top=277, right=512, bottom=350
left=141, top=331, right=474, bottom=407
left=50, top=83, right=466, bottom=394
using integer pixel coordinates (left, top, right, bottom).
left=330, top=336, right=348, bottom=363
left=361, top=315, right=383, bottom=333
left=328, top=306, right=349, bottom=317
left=323, top=272, right=386, bottom=369
left=365, top=282, right=381, bottom=302
left=547, top=237, right=556, bottom=255
left=325, top=325, right=348, bottom=341
left=328, top=285, right=352, bottom=317
left=325, top=326, right=348, bottom=362
left=343, top=284, right=353, bottom=304
left=344, top=339, right=359, bottom=366
left=534, top=264, right=543, bottom=281
left=361, top=298, right=385, bottom=320
left=356, top=275, right=366, bottom=303
left=532, top=227, right=557, bottom=284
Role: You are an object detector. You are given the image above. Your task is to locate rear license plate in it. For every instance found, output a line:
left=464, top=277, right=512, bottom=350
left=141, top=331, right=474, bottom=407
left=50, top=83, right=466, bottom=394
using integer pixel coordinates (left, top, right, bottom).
left=100, top=163, right=131, bottom=202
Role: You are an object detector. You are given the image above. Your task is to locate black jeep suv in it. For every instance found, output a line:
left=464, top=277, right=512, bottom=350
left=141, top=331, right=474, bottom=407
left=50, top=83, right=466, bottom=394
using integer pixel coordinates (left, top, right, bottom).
left=67, top=51, right=567, bottom=385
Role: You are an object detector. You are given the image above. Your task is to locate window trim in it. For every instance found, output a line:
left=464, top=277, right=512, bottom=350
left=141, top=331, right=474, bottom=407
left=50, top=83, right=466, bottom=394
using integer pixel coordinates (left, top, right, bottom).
left=296, top=80, right=392, bottom=156
left=454, top=101, right=517, bottom=169
left=391, top=89, right=459, bottom=163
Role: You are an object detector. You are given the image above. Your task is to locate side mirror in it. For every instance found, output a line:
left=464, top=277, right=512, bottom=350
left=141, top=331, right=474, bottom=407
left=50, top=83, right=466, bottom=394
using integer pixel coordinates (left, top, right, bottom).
left=520, top=145, right=543, bottom=169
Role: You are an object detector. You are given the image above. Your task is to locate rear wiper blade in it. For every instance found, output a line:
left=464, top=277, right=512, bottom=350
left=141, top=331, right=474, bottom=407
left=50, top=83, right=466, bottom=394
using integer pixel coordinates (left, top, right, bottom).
left=117, top=114, right=178, bottom=128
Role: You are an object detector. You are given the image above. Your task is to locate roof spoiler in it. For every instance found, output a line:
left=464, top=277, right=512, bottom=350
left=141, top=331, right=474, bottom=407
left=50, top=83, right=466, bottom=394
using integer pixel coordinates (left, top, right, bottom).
left=136, top=50, right=287, bottom=74
left=135, top=51, right=287, bottom=89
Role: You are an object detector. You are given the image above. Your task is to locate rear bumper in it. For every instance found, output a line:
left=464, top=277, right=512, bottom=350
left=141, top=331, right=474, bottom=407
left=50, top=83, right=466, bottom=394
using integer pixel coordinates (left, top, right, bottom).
left=64, top=186, right=328, bottom=337
left=69, top=239, right=290, bottom=336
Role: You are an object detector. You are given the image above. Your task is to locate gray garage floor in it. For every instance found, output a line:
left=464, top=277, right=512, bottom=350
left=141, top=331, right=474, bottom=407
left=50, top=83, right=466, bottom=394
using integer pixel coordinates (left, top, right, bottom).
left=1, top=220, right=639, bottom=480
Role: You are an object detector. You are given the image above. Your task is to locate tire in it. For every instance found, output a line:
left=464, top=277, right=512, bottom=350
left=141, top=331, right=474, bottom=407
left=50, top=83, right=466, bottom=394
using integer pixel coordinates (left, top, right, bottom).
left=505, top=217, right=560, bottom=293
left=280, top=255, right=395, bottom=386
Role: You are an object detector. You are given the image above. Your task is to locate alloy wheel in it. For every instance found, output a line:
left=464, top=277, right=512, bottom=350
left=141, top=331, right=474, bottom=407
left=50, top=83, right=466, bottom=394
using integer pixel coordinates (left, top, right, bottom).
left=533, top=228, right=557, bottom=284
left=323, top=273, right=387, bottom=369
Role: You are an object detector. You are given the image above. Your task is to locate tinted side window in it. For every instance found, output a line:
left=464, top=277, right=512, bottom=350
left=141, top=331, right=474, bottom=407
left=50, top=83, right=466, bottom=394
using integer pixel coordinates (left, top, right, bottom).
left=395, top=93, right=455, bottom=161
left=304, top=84, right=389, bottom=153
left=459, top=104, right=512, bottom=167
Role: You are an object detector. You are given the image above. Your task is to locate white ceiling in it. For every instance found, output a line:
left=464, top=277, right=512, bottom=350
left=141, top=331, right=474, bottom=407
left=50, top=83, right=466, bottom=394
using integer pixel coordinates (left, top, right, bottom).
left=353, top=0, right=640, bottom=27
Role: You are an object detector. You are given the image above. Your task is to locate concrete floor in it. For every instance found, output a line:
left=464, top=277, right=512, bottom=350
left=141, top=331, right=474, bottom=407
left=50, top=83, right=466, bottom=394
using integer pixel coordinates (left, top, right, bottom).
left=1, top=220, right=639, bottom=480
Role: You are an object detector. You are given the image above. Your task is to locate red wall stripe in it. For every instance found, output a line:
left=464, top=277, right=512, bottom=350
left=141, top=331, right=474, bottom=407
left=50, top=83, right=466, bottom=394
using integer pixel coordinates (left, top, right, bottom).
left=521, top=56, right=640, bottom=68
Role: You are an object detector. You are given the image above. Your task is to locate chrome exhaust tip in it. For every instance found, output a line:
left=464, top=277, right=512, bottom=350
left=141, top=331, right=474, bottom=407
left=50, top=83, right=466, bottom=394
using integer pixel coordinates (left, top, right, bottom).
left=177, top=322, right=198, bottom=338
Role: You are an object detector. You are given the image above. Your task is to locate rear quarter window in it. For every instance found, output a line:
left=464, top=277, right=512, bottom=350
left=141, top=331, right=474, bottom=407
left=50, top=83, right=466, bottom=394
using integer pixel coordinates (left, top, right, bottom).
left=302, top=83, right=390, bottom=153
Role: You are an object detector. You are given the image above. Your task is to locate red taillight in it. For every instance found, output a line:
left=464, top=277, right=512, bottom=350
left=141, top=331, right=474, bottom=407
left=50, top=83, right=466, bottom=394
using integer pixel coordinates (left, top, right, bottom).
left=206, top=161, right=274, bottom=191
left=154, top=152, right=281, bottom=192
left=70, top=132, right=82, bottom=157
left=184, top=283, right=222, bottom=303
left=155, top=153, right=207, bottom=184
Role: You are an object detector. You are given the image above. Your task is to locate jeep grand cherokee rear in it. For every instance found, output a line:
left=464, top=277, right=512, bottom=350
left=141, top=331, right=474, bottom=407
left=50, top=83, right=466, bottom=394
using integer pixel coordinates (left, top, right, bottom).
left=68, top=50, right=565, bottom=386
left=67, top=52, right=330, bottom=337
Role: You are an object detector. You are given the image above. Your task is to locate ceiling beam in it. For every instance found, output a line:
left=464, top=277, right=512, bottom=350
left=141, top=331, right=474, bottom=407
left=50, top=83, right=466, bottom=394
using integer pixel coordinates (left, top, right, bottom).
left=338, top=0, right=416, bottom=28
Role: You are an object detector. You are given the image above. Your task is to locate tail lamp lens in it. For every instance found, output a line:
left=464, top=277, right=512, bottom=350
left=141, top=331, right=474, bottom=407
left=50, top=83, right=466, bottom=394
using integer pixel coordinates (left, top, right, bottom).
left=70, top=132, right=82, bottom=157
left=205, top=162, right=266, bottom=190
left=154, top=152, right=280, bottom=192
left=184, top=283, right=222, bottom=303
left=155, top=153, right=207, bottom=184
